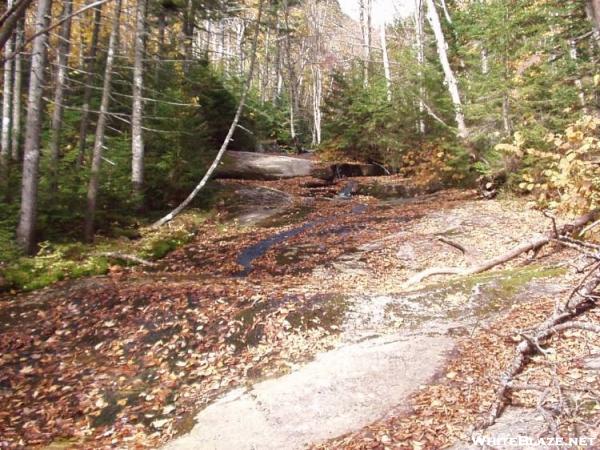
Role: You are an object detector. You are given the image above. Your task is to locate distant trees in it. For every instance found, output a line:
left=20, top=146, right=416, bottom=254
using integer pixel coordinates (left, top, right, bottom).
left=0, top=0, right=597, bottom=253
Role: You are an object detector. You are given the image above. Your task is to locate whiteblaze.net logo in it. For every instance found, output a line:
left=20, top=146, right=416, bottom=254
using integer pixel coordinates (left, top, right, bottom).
left=471, top=434, right=596, bottom=447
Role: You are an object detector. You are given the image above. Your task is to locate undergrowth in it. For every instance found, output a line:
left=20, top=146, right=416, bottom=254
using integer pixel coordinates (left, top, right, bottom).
left=0, top=210, right=210, bottom=292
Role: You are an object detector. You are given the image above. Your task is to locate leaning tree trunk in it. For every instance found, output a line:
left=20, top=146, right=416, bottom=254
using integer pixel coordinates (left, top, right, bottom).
left=131, top=0, right=147, bottom=198
left=49, top=0, right=73, bottom=192
left=153, top=0, right=264, bottom=228
left=76, top=0, right=103, bottom=167
left=415, top=0, right=425, bottom=134
left=1, top=0, right=14, bottom=171
left=11, top=19, right=23, bottom=161
left=16, top=0, right=52, bottom=254
left=380, top=25, right=392, bottom=102
left=424, top=0, right=468, bottom=140
left=84, top=0, right=122, bottom=242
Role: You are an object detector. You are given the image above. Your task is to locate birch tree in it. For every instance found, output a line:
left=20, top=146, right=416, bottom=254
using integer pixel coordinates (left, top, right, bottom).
left=49, top=0, right=74, bottom=191
left=380, top=25, right=391, bottom=102
left=131, top=0, right=147, bottom=197
left=16, top=0, right=53, bottom=253
left=11, top=19, right=23, bottom=161
left=84, top=0, right=122, bottom=241
left=424, top=0, right=468, bottom=139
left=153, top=0, right=264, bottom=227
left=415, top=0, right=425, bottom=133
left=1, top=0, right=14, bottom=169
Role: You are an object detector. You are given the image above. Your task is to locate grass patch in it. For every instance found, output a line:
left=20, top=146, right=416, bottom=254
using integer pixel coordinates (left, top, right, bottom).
left=0, top=210, right=211, bottom=292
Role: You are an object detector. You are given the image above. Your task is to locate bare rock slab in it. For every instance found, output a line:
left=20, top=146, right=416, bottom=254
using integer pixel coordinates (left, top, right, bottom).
left=164, top=334, right=452, bottom=450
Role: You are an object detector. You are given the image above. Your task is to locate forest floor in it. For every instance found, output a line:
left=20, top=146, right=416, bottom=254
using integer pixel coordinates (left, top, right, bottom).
left=1, top=175, right=599, bottom=449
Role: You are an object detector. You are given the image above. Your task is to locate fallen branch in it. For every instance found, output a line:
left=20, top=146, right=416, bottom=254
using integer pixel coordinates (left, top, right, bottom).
left=151, top=0, right=264, bottom=228
left=406, top=210, right=599, bottom=286
left=437, top=236, right=467, bottom=255
left=480, top=264, right=600, bottom=430
left=99, top=252, right=157, bottom=267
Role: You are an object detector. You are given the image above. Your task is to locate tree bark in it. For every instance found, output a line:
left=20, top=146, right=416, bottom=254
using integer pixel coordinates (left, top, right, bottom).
left=49, top=0, right=73, bottom=192
left=16, top=0, right=52, bottom=254
left=11, top=19, right=23, bottom=161
left=415, top=0, right=425, bottom=134
left=424, top=0, right=468, bottom=139
left=1, top=0, right=14, bottom=170
left=76, top=0, right=103, bottom=167
left=0, top=0, right=32, bottom=52
left=380, top=25, right=392, bottom=102
left=84, top=0, right=122, bottom=242
left=131, top=0, right=147, bottom=198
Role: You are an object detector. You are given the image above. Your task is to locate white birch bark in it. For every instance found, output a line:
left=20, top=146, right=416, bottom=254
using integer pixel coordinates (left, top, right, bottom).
left=11, top=19, right=23, bottom=161
left=439, top=0, right=452, bottom=24
left=153, top=0, right=264, bottom=227
left=1, top=0, right=14, bottom=165
left=415, top=0, right=425, bottom=133
left=131, top=0, right=147, bottom=195
left=84, top=0, right=122, bottom=241
left=49, top=0, right=73, bottom=191
left=425, top=0, right=468, bottom=139
left=380, top=25, right=392, bottom=102
left=569, top=40, right=587, bottom=110
left=16, top=0, right=53, bottom=253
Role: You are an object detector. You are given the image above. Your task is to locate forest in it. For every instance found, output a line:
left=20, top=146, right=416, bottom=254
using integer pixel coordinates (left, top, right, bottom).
left=0, top=0, right=600, bottom=448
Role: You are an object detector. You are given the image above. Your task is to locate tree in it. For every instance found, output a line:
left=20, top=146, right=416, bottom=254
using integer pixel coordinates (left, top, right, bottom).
left=49, top=0, right=74, bottom=192
left=16, top=0, right=53, bottom=253
left=76, top=0, right=103, bottom=167
left=11, top=18, right=23, bottom=161
left=1, top=0, right=14, bottom=170
left=424, top=0, right=468, bottom=139
left=131, top=0, right=147, bottom=198
left=84, top=0, right=122, bottom=241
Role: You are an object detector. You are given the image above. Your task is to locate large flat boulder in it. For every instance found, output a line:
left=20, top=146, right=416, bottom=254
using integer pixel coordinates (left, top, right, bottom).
left=215, top=151, right=387, bottom=181
left=216, top=151, right=314, bottom=180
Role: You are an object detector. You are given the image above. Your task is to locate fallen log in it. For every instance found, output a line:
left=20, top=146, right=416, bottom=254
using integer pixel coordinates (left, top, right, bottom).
left=406, top=209, right=599, bottom=286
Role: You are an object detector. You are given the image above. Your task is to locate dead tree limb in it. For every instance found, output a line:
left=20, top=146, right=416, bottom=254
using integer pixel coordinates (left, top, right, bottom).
left=437, top=236, right=467, bottom=255
left=100, top=252, right=157, bottom=267
left=406, top=210, right=599, bottom=286
left=152, top=0, right=264, bottom=228
left=480, top=263, right=600, bottom=430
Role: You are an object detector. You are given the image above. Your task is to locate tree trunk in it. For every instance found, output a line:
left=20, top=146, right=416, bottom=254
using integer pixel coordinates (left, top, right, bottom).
left=424, top=0, right=468, bottom=139
left=49, top=0, right=73, bottom=192
left=439, top=0, right=452, bottom=23
left=11, top=19, right=23, bottom=161
left=0, top=0, right=33, bottom=51
left=1, top=0, right=14, bottom=170
left=586, top=0, right=600, bottom=48
left=380, top=25, right=392, bottom=102
left=84, top=0, right=122, bottom=242
left=16, top=0, right=52, bottom=254
left=569, top=39, right=587, bottom=111
left=182, top=0, right=195, bottom=73
left=153, top=0, right=264, bottom=228
left=76, top=1, right=103, bottom=167
left=131, top=0, right=147, bottom=198
left=415, top=0, right=425, bottom=134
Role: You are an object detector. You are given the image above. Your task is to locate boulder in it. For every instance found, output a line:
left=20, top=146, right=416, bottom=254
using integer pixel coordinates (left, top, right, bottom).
left=215, top=151, right=314, bottom=180
left=214, top=151, right=388, bottom=181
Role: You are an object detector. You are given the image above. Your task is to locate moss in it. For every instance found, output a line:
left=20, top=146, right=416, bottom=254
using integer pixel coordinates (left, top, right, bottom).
left=0, top=210, right=211, bottom=292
